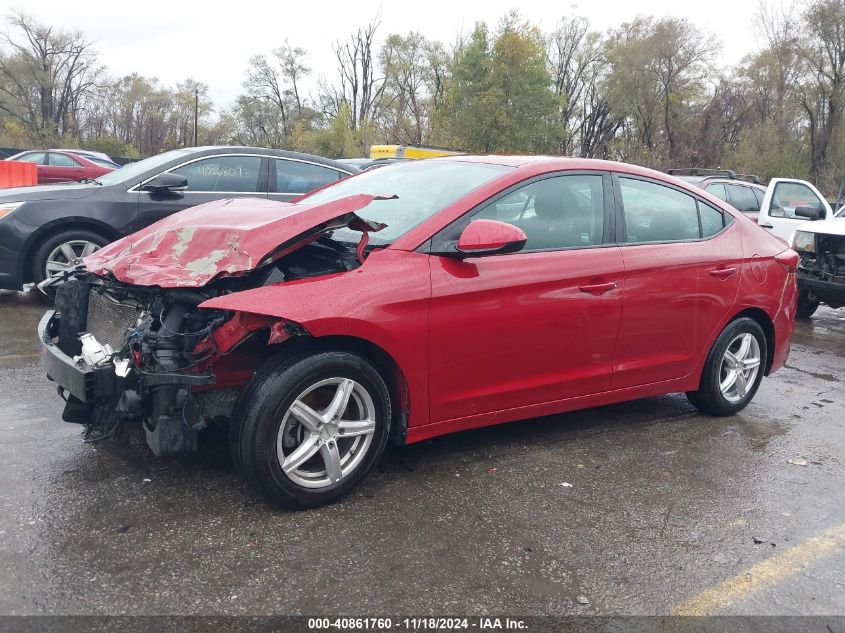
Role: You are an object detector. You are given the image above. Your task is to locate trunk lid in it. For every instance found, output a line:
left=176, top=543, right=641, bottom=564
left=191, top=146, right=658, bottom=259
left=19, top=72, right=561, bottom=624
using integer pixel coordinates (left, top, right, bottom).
left=83, top=195, right=384, bottom=287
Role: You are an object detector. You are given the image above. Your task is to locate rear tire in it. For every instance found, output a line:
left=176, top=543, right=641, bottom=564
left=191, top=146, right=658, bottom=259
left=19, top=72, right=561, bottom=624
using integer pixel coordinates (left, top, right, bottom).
left=31, top=228, right=111, bottom=284
left=795, top=288, right=820, bottom=319
left=686, top=317, right=767, bottom=416
left=231, top=351, right=391, bottom=509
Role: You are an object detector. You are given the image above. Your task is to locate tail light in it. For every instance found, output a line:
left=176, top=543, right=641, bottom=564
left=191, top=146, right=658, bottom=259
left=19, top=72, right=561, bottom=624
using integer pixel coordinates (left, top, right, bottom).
left=774, top=248, right=800, bottom=273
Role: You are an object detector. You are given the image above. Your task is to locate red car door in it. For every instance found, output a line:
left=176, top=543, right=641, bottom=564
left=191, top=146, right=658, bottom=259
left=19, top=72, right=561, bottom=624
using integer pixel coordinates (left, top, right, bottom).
left=427, top=172, right=624, bottom=423
left=610, top=174, right=742, bottom=389
left=44, top=152, right=86, bottom=183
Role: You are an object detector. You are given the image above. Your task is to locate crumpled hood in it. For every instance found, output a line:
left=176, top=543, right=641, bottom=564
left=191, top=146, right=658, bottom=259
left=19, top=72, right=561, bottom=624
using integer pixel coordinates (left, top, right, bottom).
left=0, top=181, right=100, bottom=202
left=84, top=195, right=385, bottom=287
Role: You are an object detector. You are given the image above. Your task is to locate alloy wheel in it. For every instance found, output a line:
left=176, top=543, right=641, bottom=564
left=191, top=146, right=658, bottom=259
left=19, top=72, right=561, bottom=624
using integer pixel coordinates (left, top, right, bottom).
left=719, top=333, right=761, bottom=404
left=277, top=377, right=377, bottom=489
left=45, top=240, right=100, bottom=278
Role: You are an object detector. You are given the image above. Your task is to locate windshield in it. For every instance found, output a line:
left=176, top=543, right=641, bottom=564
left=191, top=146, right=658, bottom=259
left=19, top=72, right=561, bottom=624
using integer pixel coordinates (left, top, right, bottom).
left=301, top=159, right=511, bottom=244
left=96, top=149, right=196, bottom=186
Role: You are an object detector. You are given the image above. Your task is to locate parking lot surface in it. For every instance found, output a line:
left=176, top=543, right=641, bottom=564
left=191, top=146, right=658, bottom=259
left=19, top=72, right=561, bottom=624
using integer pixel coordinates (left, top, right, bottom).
left=0, top=289, right=842, bottom=616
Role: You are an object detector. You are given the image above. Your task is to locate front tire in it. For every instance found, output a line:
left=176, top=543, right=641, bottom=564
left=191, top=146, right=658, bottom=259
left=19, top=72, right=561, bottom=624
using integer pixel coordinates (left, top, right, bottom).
left=231, top=351, right=391, bottom=509
left=796, top=288, right=820, bottom=319
left=686, top=317, right=767, bottom=416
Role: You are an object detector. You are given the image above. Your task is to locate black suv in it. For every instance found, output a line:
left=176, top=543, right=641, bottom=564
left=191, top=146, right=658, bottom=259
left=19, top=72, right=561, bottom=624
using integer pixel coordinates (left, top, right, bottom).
left=667, top=169, right=767, bottom=219
left=0, top=146, right=356, bottom=290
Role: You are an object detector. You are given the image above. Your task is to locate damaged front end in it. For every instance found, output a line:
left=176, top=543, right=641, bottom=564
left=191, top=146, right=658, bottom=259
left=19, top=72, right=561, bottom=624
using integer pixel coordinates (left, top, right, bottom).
left=797, top=233, right=845, bottom=309
left=38, top=195, right=387, bottom=455
left=41, top=273, right=277, bottom=454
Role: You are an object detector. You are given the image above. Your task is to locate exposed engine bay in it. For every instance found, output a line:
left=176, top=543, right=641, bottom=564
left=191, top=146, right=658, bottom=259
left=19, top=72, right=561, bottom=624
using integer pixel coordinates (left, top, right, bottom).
left=40, top=238, right=366, bottom=455
left=797, top=233, right=845, bottom=309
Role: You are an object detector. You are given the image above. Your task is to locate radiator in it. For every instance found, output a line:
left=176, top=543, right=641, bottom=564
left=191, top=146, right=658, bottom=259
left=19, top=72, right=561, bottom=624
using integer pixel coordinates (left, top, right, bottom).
left=86, top=290, right=138, bottom=350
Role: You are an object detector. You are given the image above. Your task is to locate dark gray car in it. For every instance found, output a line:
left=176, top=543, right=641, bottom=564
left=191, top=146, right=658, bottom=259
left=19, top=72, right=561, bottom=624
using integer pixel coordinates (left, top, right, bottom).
left=0, top=146, right=356, bottom=289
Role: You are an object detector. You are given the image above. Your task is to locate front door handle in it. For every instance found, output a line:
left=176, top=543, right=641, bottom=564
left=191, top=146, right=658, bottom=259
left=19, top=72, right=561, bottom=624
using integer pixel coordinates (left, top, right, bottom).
left=579, top=281, right=617, bottom=295
left=759, top=224, right=774, bottom=229
left=709, top=267, right=737, bottom=279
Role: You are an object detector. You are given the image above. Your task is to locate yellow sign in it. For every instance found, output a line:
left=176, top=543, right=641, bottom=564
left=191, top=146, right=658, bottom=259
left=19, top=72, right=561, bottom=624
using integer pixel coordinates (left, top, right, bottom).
left=369, top=145, right=464, bottom=160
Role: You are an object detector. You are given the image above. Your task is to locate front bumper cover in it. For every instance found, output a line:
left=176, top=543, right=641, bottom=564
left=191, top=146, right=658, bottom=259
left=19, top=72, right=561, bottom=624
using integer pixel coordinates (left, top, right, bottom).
left=797, top=273, right=845, bottom=308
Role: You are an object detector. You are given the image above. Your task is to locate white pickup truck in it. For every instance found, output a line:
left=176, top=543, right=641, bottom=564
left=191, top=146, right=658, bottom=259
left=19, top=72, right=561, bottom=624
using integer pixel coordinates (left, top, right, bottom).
left=757, top=178, right=844, bottom=317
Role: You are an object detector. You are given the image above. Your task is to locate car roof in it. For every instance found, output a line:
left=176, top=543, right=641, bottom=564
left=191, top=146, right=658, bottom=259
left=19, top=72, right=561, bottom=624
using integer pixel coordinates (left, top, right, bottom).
left=182, top=146, right=359, bottom=173
left=701, top=178, right=766, bottom=189
left=52, top=148, right=111, bottom=159
left=434, top=155, right=688, bottom=181
left=682, top=177, right=767, bottom=190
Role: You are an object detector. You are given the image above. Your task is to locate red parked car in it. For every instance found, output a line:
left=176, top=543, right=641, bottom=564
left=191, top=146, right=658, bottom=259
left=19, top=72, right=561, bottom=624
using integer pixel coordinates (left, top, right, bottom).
left=6, top=150, right=115, bottom=184
left=38, top=156, right=798, bottom=508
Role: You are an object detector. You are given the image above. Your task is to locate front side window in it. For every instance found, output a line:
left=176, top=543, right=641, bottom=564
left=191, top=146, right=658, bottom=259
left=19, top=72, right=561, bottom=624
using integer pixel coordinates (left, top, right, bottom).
left=49, top=153, right=82, bottom=167
left=770, top=182, right=825, bottom=220
left=619, top=178, right=700, bottom=243
left=14, top=152, right=46, bottom=164
left=726, top=184, right=759, bottom=212
left=276, top=159, right=342, bottom=194
left=473, top=174, right=605, bottom=250
left=169, top=155, right=262, bottom=192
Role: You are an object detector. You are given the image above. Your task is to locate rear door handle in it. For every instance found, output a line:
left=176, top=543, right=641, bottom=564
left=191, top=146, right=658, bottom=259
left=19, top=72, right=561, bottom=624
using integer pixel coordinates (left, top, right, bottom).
left=759, top=224, right=773, bottom=229
left=709, top=267, right=737, bottom=279
left=579, top=281, right=617, bottom=295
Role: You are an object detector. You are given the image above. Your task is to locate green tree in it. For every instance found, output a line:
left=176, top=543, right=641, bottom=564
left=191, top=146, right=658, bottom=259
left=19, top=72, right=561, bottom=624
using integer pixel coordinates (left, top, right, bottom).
left=440, top=16, right=557, bottom=153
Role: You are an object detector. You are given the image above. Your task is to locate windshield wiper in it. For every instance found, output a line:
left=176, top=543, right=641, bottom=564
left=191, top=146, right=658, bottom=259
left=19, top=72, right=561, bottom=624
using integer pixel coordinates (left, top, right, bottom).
left=79, top=177, right=103, bottom=186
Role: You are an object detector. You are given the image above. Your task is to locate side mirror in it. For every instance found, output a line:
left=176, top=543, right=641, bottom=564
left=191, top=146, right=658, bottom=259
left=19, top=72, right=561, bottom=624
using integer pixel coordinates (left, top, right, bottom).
left=142, top=173, right=188, bottom=192
left=456, top=220, right=527, bottom=257
left=795, top=205, right=823, bottom=220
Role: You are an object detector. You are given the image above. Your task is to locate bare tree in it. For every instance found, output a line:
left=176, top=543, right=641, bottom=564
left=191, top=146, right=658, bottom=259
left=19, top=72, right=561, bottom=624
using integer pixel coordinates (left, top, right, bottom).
left=547, top=15, right=603, bottom=154
left=380, top=32, right=432, bottom=144
left=796, top=0, right=845, bottom=186
left=278, top=41, right=310, bottom=116
left=0, top=12, right=100, bottom=144
left=319, top=13, right=388, bottom=135
left=648, top=17, right=718, bottom=161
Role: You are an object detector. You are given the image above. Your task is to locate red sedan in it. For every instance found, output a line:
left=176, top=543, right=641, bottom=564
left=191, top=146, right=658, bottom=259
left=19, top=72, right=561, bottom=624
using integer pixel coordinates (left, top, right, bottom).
left=39, top=156, right=797, bottom=509
left=6, top=150, right=115, bottom=184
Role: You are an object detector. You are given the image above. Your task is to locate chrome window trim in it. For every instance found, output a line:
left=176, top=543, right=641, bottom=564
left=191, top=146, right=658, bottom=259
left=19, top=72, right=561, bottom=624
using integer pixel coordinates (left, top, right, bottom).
left=128, top=153, right=353, bottom=193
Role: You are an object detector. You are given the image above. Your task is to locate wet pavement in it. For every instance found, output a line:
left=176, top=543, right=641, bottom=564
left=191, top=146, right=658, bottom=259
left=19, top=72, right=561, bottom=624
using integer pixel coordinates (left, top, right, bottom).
left=0, top=289, right=842, bottom=616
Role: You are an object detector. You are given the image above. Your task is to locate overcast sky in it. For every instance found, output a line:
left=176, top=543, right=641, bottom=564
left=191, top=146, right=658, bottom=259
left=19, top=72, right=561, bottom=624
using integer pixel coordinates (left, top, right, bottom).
left=2, top=0, right=765, bottom=110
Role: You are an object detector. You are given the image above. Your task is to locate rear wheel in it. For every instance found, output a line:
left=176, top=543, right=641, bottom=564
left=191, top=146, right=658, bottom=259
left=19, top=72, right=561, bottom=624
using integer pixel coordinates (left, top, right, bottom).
left=796, top=288, right=820, bottom=319
left=231, top=351, right=391, bottom=509
left=31, top=229, right=111, bottom=284
left=686, top=317, right=767, bottom=416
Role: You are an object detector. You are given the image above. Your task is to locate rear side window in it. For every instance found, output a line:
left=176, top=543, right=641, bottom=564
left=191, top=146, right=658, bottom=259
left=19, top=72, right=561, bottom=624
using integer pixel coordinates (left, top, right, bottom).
left=726, top=184, right=759, bottom=212
left=473, top=174, right=605, bottom=250
left=170, top=155, right=262, bottom=192
left=276, top=159, right=342, bottom=194
left=704, top=183, right=727, bottom=202
left=619, top=178, right=700, bottom=242
left=699, top=202, right=726, bottom=237
left=15, top=152, right=46, bottom=164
